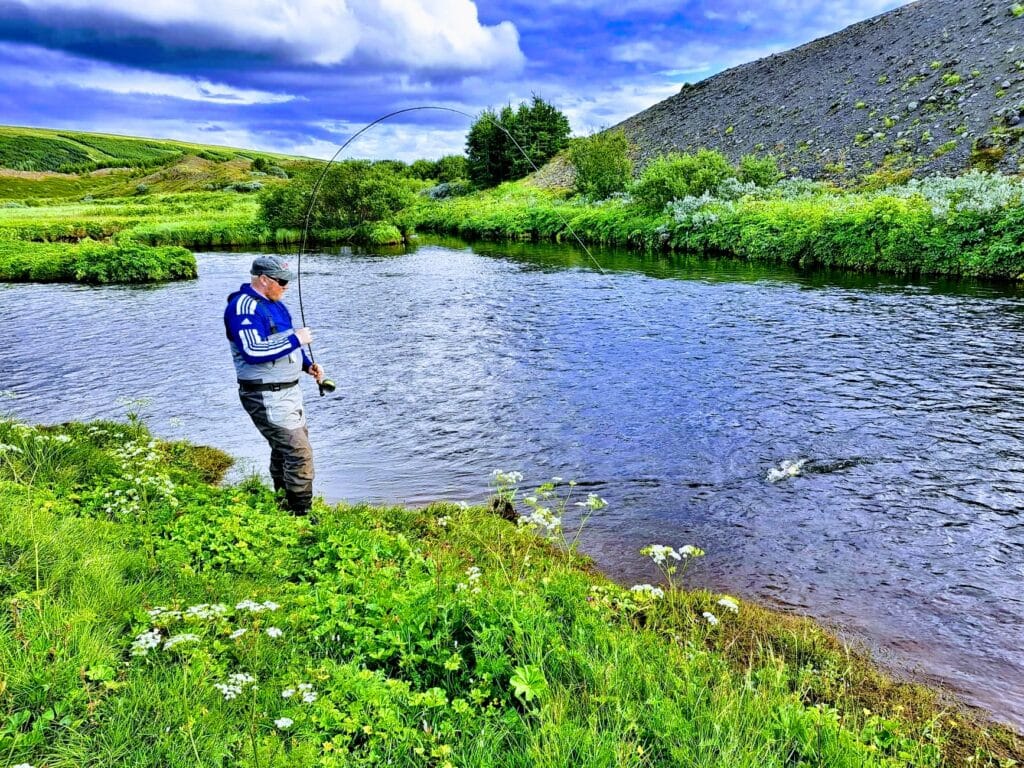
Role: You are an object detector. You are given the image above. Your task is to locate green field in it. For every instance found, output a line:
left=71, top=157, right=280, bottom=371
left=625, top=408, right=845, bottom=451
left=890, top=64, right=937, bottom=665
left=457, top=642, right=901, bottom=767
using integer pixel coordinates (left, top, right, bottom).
left=1, top=417, right=1020, bottom=767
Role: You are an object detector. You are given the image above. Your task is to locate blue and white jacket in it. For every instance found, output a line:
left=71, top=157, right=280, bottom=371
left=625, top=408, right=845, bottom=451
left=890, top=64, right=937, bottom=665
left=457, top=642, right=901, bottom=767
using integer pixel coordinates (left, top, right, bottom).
left=224, top=283, right=311, bottom=383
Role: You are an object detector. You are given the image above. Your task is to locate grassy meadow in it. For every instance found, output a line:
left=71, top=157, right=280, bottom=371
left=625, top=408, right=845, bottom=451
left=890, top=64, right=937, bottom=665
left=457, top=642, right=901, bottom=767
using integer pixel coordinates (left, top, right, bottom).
left=1, top=416, right=1022, bottom=767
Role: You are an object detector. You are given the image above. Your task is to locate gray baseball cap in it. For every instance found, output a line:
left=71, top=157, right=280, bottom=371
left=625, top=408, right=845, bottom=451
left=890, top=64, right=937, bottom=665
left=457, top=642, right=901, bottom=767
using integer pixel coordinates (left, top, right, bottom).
left=250, top=255, right=295, bottom=281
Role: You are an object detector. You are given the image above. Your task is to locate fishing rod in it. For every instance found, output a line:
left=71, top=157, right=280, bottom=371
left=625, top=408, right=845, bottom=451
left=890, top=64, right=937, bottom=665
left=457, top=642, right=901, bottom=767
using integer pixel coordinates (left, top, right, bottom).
left=295, top=104, right=651, bottom=396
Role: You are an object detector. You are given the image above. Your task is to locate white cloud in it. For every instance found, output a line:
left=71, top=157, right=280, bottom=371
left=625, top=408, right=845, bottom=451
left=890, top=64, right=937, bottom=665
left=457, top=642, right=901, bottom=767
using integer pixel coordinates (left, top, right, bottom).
left=612, top=39, right=788, bottom=79
left=11, top=0, right=524, bottom=71
left=0, top=43, right=295, bottom=103
left=311, top=120, right=470, bottom=161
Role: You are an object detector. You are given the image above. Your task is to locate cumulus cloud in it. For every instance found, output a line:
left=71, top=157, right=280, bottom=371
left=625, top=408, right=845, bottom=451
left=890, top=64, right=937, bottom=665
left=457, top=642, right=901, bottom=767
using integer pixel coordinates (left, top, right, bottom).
left=0, top=42, right=295, bottom=103
left=5, top=0, right=524, bottom=71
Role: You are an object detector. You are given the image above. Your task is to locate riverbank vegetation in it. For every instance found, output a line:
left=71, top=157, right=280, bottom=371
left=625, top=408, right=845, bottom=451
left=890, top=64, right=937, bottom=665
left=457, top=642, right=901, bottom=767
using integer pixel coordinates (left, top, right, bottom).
left=1, top=120, right=1022, bottom=284
left=412, top=145, right=1024, bottom=280
left=1, top=416, right=1021, bottom=766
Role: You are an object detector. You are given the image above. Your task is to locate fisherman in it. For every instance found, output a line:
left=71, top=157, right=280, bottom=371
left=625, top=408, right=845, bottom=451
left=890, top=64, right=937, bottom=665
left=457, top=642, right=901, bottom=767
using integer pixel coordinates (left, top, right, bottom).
left=224, top=255, right=326, bottom=516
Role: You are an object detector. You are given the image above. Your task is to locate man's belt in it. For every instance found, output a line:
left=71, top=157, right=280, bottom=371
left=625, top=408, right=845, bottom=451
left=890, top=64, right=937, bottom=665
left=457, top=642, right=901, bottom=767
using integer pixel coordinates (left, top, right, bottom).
left=238, top=379, right=299, bottom=392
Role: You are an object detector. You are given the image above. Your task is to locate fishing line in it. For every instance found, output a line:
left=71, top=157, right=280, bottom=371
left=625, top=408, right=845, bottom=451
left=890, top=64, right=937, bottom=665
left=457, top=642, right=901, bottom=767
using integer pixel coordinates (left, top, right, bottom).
left=295, top=104, right=658, bottom=395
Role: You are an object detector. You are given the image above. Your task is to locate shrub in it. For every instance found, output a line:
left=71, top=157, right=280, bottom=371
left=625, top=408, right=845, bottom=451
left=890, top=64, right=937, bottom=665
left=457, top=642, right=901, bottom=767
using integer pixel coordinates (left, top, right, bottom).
left=423, top=180, right=474, bottom=200
left=72, top=237, right=197, bottom=283
left=260, top=161, right=416, bottom=232
left=737, top=154, right=781, bottom=187
left=228, top=181, right=263, bottom=193
left=568, top=129, right=632, bottom=199
left=630, top=150, right=735, bottom=212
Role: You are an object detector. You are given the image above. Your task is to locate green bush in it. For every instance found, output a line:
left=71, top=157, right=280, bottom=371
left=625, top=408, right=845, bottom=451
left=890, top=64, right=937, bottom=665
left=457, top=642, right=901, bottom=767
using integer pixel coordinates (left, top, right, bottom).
left=569, top=129, right=632, bottom=199
left=631, top=150, right=735, bottom=212
left=72, top=238, right=197, bottom=283
left=737, top=154, right=782, bottom=187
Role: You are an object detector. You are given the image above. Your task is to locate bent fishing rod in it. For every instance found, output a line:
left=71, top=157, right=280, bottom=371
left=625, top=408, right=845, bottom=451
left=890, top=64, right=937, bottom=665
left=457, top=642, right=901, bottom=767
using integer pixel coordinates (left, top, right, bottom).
left=294, top=105, right=651, bottom=396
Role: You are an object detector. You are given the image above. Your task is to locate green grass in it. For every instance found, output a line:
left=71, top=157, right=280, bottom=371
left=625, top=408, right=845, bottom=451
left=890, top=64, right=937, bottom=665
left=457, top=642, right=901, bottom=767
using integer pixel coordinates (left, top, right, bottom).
left=0, top=417, right=1020, bottom=767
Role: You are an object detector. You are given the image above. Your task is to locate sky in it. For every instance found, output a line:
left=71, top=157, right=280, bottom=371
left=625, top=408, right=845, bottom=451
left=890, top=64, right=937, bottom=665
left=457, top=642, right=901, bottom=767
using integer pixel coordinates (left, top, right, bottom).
left=0, top=0, right=915, bottom=162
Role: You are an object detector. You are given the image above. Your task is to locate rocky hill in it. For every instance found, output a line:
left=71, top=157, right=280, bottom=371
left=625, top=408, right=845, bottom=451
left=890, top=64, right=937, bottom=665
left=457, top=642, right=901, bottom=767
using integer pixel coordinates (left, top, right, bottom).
left=613, top=0, right=1024, bottom=179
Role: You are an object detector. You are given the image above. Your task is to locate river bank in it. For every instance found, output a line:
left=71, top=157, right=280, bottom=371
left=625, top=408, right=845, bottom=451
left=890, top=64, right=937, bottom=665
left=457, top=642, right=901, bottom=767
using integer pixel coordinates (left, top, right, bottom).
left=1, top=416, right=1020, bottom=767
left=2, top=167, right=1023, bottom=285
left=411, top=173, right=1024, bottom=280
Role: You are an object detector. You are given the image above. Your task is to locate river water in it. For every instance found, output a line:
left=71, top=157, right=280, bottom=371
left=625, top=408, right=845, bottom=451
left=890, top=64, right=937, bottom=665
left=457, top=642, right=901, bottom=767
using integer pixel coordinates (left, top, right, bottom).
left=5, top=241, right=1024, bottom=728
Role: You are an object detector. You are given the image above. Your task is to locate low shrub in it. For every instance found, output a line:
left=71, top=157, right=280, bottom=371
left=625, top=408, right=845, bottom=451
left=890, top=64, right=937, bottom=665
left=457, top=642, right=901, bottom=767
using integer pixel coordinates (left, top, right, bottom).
left=569, top=129, right=632, bottom=199
left=631, top=150, right=735, bottom=212
left=737, top=154, right=782, bottom=187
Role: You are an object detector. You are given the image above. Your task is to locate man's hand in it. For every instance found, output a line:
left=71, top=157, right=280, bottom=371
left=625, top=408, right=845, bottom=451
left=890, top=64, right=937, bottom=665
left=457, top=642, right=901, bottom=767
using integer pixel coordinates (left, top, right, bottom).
left=308, top=363, right=325, bottom=383
left=294, top=327, right=313, bottom=345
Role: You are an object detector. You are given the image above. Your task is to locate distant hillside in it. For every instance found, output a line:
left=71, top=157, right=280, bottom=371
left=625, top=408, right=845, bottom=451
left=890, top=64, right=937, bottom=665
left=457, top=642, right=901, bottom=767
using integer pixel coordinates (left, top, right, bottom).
left=0, top=126, right=303, bottom=199
left=614, top=0, right=1024, bottom=179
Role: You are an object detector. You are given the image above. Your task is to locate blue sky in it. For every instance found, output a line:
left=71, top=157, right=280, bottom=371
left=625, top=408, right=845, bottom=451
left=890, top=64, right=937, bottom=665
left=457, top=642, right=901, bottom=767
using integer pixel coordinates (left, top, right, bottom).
left=0, top=0, right=913, bottom=161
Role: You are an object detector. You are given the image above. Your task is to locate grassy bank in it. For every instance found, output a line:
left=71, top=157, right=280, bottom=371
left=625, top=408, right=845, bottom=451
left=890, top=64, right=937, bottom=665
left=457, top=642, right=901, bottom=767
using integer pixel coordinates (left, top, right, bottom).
left=1, top=417, right=1020, bottom=767
left=411, top=173, right=1024, bottom=279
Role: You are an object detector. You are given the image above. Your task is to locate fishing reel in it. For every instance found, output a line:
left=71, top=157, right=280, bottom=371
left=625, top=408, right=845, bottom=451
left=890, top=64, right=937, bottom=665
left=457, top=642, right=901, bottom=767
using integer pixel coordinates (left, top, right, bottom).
left=318, top=378, right=337, bottom=397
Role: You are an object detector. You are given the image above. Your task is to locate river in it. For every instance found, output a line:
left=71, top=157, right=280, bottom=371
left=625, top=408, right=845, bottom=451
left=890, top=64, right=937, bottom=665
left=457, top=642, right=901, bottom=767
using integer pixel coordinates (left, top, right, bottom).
left=5, top=240, right=1024, bottom=728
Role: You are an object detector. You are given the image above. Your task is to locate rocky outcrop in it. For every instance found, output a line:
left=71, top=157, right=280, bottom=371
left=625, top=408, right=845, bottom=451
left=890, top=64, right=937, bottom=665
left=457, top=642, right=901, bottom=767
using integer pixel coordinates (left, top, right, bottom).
left=614, top=0, right=1024, bottom=179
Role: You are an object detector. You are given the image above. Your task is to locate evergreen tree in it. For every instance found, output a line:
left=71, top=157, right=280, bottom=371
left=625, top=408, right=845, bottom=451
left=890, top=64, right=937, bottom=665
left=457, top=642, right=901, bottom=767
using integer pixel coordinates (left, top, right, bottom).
left=466, top=97, right=571, bottom=187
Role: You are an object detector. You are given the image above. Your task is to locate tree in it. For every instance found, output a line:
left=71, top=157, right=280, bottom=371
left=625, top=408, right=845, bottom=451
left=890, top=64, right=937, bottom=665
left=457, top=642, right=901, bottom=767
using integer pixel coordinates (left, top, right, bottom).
left=435, top=154, right=468, bottom=182
left=466, top=96, right=571, bottom=188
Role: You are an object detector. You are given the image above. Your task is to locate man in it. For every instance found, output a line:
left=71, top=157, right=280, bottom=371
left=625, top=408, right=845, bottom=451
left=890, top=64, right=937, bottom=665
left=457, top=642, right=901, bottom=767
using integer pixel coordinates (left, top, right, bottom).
left=224, top=255, right=325, bottom=516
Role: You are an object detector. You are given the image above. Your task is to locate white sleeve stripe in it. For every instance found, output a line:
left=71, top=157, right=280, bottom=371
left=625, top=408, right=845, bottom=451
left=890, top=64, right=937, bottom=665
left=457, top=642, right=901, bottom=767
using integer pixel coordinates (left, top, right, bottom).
left=241, top=328, right=292, bottom=357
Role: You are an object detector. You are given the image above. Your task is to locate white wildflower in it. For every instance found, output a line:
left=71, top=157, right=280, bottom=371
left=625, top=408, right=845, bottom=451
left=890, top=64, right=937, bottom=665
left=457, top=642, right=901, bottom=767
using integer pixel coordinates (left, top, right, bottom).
left=229, top=628, right=248, bottom=640
left=490, top=469, right=523, bottom=486
left=679, top=545, right=705, bottom=558
left=436, top=515, right=449, bottom=528
left=274, top=717, right=293, bottom=729
left=185, top=603, right=228, bottom=620
left=214, top=672, right=256, bottom=700
left=265, top=627, right=283, bottom=639
left=703, top=612, right=719, bottom=626
left=281, top=688, right=296, bottom=698
left=642, top=545, right=681, bottom=564
left=131, top=628, right=162, bottom=656
left=235, top=599, right=280, bottom=613
left=630, top=584, right=665, bottom=599
left=717, top=596, right=740, bottom=614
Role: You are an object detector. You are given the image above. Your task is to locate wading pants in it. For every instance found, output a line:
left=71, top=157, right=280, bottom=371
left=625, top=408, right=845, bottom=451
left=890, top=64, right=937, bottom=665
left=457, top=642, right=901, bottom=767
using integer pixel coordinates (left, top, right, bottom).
left=239, top=384, right=314, bottom=513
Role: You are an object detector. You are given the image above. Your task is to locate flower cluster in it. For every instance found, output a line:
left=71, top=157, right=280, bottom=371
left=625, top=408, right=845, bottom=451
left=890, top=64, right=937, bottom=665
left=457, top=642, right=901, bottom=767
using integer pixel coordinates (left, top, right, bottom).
left=236, top=599, right=280, bottom=613
left=130, top=628, right=162, bottom=656
left=185, top=603, right=229, bottom=620
left=214, top=672, right=256, bottom=701
left=97, top=438, right=177, bottom=518
left=629, top=584, right=665, bottom=600
left=641, top=544, right=681, bottom=565
left=131, top=597, right=283, bottom=657
left=294, top=683, right=318, bottom=703
left=455, top=566, right=482, bottom=595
